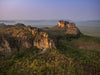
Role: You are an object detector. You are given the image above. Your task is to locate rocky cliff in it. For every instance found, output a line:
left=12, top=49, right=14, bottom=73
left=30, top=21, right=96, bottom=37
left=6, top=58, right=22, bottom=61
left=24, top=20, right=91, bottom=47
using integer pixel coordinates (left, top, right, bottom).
left=49, top=20, right=80, bottom=35
left=0, top=20, right=81, bottom=56
left=0, top=23, right=56, bottom=55
left=34, top=32, right=56, bottom=50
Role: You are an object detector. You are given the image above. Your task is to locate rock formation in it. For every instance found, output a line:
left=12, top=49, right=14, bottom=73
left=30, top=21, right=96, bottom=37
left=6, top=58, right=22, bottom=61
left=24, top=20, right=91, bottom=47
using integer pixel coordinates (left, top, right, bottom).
left=49, top=20, right=80, bottom=35
left=58, top=20, right=69, bottom=28
left=58, top=20, right=80, bottom=34
left=0, top=37, right=12, bottom=55
left=0, top=20, right=81, bottom=56
left=66, top=23, right=80, bottom=34
left=0, top=24, right=56, bottom=55
left=34, top=32, right=56, bottom=50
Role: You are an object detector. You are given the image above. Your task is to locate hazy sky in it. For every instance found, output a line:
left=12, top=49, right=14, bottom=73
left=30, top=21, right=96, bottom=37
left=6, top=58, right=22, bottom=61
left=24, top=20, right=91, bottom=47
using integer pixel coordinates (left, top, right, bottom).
left=0, top=0, right=100, bottom=21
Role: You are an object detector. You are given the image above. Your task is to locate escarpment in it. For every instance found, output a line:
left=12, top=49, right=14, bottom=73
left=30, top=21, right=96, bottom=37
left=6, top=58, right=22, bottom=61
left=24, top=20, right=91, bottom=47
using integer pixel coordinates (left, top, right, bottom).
left=0, top=20, right=81, bottom=56
left=0, top=23, right=55, bottom=55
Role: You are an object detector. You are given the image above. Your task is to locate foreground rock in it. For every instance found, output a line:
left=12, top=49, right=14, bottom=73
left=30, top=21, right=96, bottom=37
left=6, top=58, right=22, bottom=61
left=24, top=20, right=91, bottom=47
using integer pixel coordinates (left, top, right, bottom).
left=0, top=23, right=56, bottom=55
left=34, top=32, right=56, bottom=50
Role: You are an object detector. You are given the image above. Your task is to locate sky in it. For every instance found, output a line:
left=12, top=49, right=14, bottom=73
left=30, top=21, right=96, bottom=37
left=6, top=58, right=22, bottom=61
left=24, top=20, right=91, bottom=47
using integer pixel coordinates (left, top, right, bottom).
left=0, top=0, right=100, bottom=21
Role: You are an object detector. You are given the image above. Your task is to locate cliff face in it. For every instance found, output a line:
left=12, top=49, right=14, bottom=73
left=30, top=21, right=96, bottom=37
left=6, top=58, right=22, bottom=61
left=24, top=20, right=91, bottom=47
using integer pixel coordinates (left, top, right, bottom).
left=0, top=24, right=55, bottom=55
left=34, top=32, right=56, bottom=50
left=27, top=26, right=56, bottom=50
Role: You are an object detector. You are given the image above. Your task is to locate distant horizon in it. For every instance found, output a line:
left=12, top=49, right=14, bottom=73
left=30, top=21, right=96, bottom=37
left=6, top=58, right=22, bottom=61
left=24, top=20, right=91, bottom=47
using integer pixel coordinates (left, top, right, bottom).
left=0, top=19, right=100, bottom=22
left=0, top=0, right=100, bottom=21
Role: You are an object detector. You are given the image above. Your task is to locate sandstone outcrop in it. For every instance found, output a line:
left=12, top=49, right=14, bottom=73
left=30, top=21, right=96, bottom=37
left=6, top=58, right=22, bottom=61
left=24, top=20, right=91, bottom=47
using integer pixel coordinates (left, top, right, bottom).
left=34, top=32, right=56, bottom=50
left=0, top=20, right=81, bottom=56
left=58, top=20, right=69, bottom=28
left=0, top=23, right=56, bottom=55
left=66, top=23, right=80, bottom=34
left=49, top=20, right=80, bottom=35
left=58, top=20, right=80, bottom=34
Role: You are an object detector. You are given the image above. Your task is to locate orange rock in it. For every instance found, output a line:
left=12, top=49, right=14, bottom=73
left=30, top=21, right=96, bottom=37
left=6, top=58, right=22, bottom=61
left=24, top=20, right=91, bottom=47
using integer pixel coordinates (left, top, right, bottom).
left=58, top=20, right=69, bottom=28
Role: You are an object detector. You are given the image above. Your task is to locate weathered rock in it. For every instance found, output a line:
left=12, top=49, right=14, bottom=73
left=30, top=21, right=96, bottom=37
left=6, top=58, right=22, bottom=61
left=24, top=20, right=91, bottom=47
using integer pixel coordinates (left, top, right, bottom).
left=0, top=38, right=12, bottom=55
left=50, top=20, right=80, bottom=35
left=58, top=20, right=69, bottom=28
left=27, top=26, right=39, bottom=36
left=0, top=36, right=32, bottom=55
left=0, top=20, right=81, bottom=56
left=34, top=32, right=56, bottom=50
left=66, top=23, right=80, bottom=34
left=0, top=24, right=56, bottom=55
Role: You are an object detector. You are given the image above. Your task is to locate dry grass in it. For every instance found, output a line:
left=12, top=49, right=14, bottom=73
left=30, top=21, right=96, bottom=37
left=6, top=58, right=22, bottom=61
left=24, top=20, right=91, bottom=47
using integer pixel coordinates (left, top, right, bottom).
left=72, top=36, right=100, bottom=51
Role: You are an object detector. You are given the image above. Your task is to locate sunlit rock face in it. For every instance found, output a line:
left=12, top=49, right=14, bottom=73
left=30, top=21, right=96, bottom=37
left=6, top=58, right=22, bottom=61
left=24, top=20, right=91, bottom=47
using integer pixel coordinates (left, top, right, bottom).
left=57, top=20, right=80, bottom=34
left=34, top=32, right=56, bottom=50
left=58, top=20, right=69, bottom=28
left=0, top=24, right=56, bottom=55
left=27, top=26, right=56, bottom=50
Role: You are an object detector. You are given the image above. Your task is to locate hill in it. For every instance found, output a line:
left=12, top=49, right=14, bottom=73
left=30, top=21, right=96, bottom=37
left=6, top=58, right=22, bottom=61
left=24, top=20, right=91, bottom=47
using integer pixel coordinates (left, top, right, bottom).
left=0, top=21, right=100, bottom=75
left=42, top=20, right=81, bottom=35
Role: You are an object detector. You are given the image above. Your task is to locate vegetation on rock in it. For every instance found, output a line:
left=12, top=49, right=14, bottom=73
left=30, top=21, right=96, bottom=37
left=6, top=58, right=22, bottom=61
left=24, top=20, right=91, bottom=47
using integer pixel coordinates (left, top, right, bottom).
left=0, top=22, right=100, bottom=75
